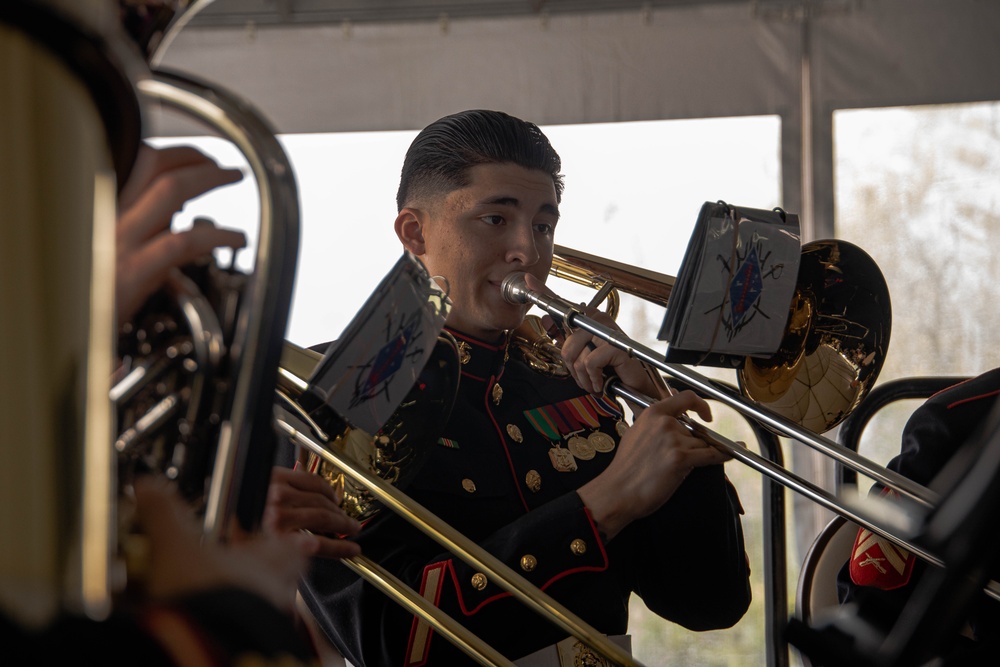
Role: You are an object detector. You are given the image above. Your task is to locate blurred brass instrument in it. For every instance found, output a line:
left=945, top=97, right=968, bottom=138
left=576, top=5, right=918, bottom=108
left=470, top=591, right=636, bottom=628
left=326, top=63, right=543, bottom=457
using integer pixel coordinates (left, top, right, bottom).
left=12, top=0, right=300, bottom=620
left=1, top=0, right=298, bottom=625
left=1, top=0, right=139, bottom=626
left=115, top=67, right=300, bottom=545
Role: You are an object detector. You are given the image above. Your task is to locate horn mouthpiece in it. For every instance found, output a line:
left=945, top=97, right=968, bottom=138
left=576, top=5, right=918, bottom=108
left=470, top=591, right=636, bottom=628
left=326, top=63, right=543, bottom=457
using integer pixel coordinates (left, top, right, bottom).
left=501, top=272, right=529, bottom=305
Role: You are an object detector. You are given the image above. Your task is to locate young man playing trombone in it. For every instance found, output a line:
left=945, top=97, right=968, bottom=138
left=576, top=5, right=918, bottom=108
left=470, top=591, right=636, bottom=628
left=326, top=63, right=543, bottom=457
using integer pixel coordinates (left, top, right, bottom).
left=266, top=109, right=752, bottom=665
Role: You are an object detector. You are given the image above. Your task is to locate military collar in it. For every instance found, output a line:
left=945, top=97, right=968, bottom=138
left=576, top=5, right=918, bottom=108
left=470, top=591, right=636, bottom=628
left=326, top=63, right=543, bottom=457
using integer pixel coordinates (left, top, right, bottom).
left=446, top=327, right=510, bottom=379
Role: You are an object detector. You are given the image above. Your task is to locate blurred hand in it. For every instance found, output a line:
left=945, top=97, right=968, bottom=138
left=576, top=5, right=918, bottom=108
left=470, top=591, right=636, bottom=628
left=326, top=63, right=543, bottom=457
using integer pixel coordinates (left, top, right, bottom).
left=116, top=144, right=247, bottom=327
left=263, top=466, right=363, bottom=560
left=577, top=390, right=729, bottom=541
left=134, top=476, right=316, bottom=612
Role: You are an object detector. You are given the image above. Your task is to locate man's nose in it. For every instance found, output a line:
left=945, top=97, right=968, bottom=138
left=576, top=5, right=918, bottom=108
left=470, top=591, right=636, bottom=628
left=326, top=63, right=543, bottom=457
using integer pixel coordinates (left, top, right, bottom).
left=506, top=223, right=539, bottom=266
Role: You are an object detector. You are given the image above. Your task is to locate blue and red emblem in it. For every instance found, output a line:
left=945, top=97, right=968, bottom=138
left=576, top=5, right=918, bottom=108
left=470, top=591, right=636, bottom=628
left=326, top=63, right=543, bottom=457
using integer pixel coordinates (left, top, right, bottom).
left=728, top=245, right=764, bottom=329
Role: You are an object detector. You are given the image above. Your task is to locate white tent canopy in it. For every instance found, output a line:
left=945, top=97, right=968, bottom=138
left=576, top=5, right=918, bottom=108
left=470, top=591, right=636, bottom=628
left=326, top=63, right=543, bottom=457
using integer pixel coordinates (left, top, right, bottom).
left=158, top=0, right=1000, bottom=239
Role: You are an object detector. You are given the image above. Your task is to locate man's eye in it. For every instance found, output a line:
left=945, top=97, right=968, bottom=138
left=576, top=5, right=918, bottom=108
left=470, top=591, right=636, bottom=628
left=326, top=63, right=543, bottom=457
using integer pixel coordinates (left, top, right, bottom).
left=481, top=215, right=504, bottom=225
left=534, top=223, right=554, bottom=235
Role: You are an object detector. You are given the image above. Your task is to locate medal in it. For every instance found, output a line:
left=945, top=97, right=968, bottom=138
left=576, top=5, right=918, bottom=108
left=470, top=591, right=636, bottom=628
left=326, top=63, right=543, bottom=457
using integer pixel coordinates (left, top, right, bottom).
left=525, top=469, right=541, bottom=492
left=457, top=340, right=471, bottom=365
left=567, top=434, right=595, bottom=460
left=548, top=446, right=578, bottom=472
left=588, top=430, right=616, bottom=453
left=615, top=420, right=630, bottom=437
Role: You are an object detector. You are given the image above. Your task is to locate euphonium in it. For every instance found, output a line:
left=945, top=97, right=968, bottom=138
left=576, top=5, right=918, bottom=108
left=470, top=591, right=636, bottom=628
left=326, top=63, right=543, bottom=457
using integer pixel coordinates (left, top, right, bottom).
left=114, top=64, right=301, bottom=552
left=104, top=3, right=301, bottom=607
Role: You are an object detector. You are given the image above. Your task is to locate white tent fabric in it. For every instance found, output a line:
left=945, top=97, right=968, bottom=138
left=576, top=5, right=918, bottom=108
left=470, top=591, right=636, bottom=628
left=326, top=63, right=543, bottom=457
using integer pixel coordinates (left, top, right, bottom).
left=156, top=0, right=1000, bottom=239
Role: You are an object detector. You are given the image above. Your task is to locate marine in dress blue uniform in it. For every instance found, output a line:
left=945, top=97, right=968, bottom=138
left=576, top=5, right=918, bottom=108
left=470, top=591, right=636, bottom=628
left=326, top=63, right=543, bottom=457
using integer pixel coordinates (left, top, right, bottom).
left=299, top=327, right=752, bottom=666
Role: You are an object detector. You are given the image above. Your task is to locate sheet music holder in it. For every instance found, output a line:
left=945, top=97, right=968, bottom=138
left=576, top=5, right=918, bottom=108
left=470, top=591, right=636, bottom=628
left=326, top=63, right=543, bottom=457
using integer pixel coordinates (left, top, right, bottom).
left=658, top=201, right=801, bottom=367
left=298, top=251, right=450, bottom=436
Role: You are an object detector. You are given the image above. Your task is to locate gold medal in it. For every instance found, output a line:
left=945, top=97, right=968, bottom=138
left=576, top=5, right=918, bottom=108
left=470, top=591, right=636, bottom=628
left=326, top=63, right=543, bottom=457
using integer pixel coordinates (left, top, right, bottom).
left=492, top=382, right=503, bottom=405
left=588, top=431, right=616, bottom=453
left=615, top=420, right=630, bottom=437
left=567, top=434, right=595, bottom=460
left=457, top=340, right=471, bottom=365
left=548, top=446, right=577, bottom=472
left=506, top=423, right=523, bottom=442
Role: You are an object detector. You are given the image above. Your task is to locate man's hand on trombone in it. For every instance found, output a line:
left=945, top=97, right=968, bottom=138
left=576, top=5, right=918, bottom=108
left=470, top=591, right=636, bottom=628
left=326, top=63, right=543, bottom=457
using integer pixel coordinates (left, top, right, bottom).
left=263, top=466, right=363, bottom=560
left=577, top=391, right=730, bottom=541
left=523, top=275, right=733, bottom=542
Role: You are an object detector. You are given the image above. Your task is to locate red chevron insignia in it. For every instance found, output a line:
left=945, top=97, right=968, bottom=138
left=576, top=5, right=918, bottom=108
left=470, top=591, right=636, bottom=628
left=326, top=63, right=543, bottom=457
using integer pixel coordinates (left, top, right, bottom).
left=849, top=490, right=916, bottom=590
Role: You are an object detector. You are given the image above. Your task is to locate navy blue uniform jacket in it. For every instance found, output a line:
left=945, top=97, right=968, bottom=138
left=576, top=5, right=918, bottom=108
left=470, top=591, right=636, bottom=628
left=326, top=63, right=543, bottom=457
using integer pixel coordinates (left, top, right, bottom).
left=299, top=329, right=752, bottom=666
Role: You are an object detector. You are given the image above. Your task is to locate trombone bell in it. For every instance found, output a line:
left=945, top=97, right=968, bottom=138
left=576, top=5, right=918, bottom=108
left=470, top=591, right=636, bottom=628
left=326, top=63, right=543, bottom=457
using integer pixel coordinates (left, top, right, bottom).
left=738, top=240, right=892, bottom=433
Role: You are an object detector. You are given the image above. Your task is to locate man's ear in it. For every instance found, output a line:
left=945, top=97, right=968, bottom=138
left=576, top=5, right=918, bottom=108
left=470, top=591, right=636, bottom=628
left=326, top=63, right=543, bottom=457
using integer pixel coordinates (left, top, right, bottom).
left=395, top=208, right=427, bottom=255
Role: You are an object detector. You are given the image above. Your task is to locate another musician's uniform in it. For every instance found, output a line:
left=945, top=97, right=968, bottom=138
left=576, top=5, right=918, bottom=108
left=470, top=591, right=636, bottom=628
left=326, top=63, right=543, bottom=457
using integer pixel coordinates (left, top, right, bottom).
left=301, top=329, right=752, bottom=666
left=839, top=368, right=1000, bottom=657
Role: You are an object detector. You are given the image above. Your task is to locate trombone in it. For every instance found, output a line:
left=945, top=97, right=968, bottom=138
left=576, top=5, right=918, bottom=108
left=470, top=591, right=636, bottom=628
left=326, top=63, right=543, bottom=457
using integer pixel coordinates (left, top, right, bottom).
left=503, top=244, right=1000, bottom=601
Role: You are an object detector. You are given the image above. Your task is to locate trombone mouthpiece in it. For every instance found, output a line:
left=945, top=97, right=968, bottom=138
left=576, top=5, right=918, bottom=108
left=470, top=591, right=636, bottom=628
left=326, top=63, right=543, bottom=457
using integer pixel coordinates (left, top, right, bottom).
left=501, top=272, right=529, bottom=304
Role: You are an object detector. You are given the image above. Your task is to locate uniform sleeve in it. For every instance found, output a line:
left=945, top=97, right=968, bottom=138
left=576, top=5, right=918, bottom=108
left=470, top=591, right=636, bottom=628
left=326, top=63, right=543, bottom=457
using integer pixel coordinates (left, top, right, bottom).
left=612, top=464, right=752, bottom=630
left=839, top=371, right=1000, bottom=607
left=836, top=398, right=960, bottom=607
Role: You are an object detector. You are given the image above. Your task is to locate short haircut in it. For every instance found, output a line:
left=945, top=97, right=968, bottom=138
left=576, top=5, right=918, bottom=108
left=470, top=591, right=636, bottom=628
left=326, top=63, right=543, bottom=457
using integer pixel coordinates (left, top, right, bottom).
left=396, top=109, right=564, bottom=211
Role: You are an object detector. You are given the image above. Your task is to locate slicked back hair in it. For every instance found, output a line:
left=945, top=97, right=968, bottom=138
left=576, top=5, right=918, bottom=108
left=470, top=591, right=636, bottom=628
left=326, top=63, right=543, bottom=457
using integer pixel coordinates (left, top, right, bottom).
left=396, top=109, right=564, bottom=212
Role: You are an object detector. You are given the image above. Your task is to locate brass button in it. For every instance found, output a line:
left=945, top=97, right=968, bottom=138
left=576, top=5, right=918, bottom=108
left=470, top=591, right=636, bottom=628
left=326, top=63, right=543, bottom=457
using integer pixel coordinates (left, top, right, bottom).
left=506, top=423, right=523, bottom=442
left=462, top=478, right=477, bottom=493
left=520, top=554, right=537, bottom=572
left=471, top=573, right=488, bottom=590
left=570, top=539, right=587, bottom=555
left=525, top=469, right=541, bottom=492
left=492, top=383, right=503, bottom=405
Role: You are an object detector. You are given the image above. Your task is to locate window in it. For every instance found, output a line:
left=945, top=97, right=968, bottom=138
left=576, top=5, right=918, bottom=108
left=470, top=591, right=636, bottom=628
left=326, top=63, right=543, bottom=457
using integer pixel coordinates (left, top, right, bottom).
left=833, top=101, right=1000, bottom=482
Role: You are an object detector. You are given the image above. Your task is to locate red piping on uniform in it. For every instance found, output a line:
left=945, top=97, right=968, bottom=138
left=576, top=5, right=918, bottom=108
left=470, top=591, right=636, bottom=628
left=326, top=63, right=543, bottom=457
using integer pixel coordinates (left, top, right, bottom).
left=945, top=387, right=1000, bottom=411
left=443, top=512, right=610, bottom=617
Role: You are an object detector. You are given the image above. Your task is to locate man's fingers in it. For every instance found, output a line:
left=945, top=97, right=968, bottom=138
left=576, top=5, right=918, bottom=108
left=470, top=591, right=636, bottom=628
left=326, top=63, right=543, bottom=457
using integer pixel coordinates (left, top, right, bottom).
left=645, top=389, right=713, bottom=423
left=119, top=160, right=243, bottom=246
left=265, top=504, right=361, bottom=536
left=309, top=536, right=363, bottom=560
left=119, top=144, right=216, bottom=210
left=116, top=225, right=247, bottom=326
left=271, top=466, right=341, bottom=503
left=132, top=476, right=199, bottom=544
